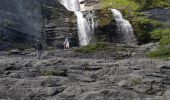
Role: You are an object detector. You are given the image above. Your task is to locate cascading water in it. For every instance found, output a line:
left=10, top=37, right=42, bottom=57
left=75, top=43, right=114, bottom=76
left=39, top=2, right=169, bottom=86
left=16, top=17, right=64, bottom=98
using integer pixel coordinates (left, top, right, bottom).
left=111, top=9, right=136, bottom=45
left=59, top=0, right=95, bottom=45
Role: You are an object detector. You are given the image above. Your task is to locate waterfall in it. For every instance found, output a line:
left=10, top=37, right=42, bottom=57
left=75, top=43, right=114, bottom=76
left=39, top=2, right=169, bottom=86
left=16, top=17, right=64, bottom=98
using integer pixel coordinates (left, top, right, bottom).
left=59, top=0, right=95, bottom=46
left=111, top=9, right=136, bottom=44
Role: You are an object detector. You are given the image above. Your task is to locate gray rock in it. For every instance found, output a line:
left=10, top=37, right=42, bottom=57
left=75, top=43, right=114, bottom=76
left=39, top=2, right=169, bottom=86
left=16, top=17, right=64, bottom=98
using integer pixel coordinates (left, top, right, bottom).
left=145, top=8, right=170, bottom=22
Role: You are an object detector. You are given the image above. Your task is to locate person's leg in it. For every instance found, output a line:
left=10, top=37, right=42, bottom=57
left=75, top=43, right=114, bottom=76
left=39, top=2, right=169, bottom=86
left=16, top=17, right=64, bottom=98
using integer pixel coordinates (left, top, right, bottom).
left=66, top=43, right=69, bottom=49
left=37, top=50, right=39, bottom=59
left=68, top=44, right=70, bottom=49
left=39, top=50, right=42, bottom=59
left=37, top=50, right=41, bottom=59
left=64, top=44, right=66, bottom=50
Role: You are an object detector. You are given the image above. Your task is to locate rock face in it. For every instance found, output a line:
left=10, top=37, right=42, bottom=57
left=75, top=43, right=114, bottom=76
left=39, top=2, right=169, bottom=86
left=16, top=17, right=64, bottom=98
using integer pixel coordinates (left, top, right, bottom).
left=0, top=0, right=79, bottom=49
left=0, top=0, right=119, bottom=49
left=42, top=0, right=78, bottom=48
left=146, top=8, right=170, bottom=22
left=0, top=0, right=43, bottom=49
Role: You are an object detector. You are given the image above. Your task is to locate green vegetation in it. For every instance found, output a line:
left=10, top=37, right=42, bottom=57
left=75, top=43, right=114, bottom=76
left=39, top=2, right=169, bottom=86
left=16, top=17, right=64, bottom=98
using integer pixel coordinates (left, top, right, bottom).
left=99, top=0, right=167, bottom=43
left=150, top=29, right=170, bottom=40
left=160, top=36, right=170, bottom=45
left=42, top=68, right=60, bottom=76
left=99, top=0, right=140, bottom=26
left=132, top=17, right=161, bottom=42
left=101, top=0, right=139, bottom=13
left=74, top=42, right=109, bottom=53
left=147, top=29, right=170, bottom=59
left=100, top=0, right=170, bottom=59
left=131, top=78, right=142, bottom=86
left=47, top=47, right=55, bottom=51
left=74, top=42, right=135, bottom=54
left=147, top=47, right=170, bottom=60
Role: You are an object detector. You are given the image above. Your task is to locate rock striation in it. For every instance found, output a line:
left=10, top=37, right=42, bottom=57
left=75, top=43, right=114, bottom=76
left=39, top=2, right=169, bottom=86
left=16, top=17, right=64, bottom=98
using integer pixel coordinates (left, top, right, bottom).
left=0, top=0, right=43, bottom=49
left=0, top=0, right=79, bottom=49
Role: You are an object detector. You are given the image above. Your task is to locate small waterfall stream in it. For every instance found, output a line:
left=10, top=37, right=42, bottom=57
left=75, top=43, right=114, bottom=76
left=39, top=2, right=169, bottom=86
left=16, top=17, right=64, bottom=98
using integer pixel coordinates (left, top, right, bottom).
left=111, top=9, right=136, bottom=44
left=59, top=0, right=95, bottom=46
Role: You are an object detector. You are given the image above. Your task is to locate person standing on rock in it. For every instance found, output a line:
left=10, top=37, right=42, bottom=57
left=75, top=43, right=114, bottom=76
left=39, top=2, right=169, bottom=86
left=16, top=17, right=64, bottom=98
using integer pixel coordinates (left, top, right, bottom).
left=63, top=37, right=70, bottom=50
left=36, top=40, right=43, bottom=59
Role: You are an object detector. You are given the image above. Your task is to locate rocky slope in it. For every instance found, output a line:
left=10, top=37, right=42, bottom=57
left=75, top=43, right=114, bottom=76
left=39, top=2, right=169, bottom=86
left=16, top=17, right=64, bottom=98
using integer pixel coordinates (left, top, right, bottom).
left=0, top=43, right=170, bottom=100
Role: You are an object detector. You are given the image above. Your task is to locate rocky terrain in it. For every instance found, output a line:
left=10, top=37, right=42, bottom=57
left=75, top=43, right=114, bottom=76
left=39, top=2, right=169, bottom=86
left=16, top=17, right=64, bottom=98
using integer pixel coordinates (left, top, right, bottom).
left=0, top=43, right=170, bottom=100
left=0, top=0, right=170, bottom=100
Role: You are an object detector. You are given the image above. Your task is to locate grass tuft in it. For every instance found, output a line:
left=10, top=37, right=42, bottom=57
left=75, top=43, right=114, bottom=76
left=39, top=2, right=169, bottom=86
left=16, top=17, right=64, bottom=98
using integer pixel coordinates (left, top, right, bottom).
left=74, top=42, right=109, bottom=53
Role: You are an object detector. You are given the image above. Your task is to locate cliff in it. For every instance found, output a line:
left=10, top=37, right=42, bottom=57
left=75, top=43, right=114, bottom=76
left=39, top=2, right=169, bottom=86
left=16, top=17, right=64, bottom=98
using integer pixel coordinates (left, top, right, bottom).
left=0, top=0, right=78, bottom=49
left=0, top=0, right=170, bottom=99
left=0, top=0, right=43, bottom=49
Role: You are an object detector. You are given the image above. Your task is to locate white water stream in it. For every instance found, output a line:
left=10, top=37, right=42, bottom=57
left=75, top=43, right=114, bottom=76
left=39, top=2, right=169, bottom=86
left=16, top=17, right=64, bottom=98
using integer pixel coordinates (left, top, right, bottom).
left=59, top=0, right=95, bottom=45
left=111, top=9, right=136, bottom=44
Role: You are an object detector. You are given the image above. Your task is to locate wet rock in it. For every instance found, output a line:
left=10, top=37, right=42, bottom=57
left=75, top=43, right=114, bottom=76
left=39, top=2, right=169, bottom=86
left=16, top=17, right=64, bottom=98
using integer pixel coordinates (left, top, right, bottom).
left=145, top=8, right=170, bottom=22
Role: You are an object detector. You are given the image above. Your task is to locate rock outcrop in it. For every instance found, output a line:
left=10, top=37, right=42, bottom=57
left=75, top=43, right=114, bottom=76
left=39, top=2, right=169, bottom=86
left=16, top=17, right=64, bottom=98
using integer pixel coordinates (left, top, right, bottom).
left=0, top=0, right=43, bottom=49
left=0, top=0, right=79, bottom=49
left=42, top=0, right=78, bottom=47
left=145, top=8, right=170, bottom=22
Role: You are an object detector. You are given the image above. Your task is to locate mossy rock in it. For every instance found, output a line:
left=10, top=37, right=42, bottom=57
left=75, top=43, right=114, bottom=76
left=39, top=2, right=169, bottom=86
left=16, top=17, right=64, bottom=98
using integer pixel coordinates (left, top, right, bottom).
left=42, top=68, right=67, bottom=77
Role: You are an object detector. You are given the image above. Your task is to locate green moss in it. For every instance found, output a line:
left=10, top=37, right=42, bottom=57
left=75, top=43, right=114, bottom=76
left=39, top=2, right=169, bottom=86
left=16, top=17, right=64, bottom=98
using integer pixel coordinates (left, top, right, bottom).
left=148, top=29, right=170, bottom=59
left=131, top=78, right=142, bottom=86
left=42, top=68, right=60, bottom=76
left=74, top=42, right=109, bottom=53
left=147, top=47, right=170, bottom=59
left=160, top=36, right=170, bottom=45
left=101, top=0, right=140, bottom=12
left=47, top=47, right=55, bottom=51
left=131, top=16, right=161, bottom=42
left=150, top=29, right=170, bottom=40
left=98, top=9, right=113, bottom=26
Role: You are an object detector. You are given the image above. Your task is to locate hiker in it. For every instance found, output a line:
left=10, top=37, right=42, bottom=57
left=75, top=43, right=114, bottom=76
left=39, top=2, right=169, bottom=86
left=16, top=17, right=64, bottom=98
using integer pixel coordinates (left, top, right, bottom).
left=63, top=38, right=70, bottom=50
left=36, top=40, right=43, bottom=59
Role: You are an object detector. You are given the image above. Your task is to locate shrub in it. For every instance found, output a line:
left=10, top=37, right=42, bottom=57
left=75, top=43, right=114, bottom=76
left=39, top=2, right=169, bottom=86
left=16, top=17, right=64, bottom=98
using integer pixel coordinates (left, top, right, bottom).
left=132, top=17, right=161, bottom=42
left=160, top=36, right=170, bottom=45
left=147, top=29, right=170, bottom=59
left=74, top=42, right=109, bottom=53
left=42, top=68, right=60, bottom=76
left=131, top=78, right=142, bottom=86
left=147, top=47, right=170, bottom=59
left=98, top=9, right=113, bottom=26
left=150, top=29, right=170, bottom=40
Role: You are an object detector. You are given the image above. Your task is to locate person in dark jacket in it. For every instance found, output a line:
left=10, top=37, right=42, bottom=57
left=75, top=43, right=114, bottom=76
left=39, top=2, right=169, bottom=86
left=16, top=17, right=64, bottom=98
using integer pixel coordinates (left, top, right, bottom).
left=36, top=40, right=43, bottom=59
